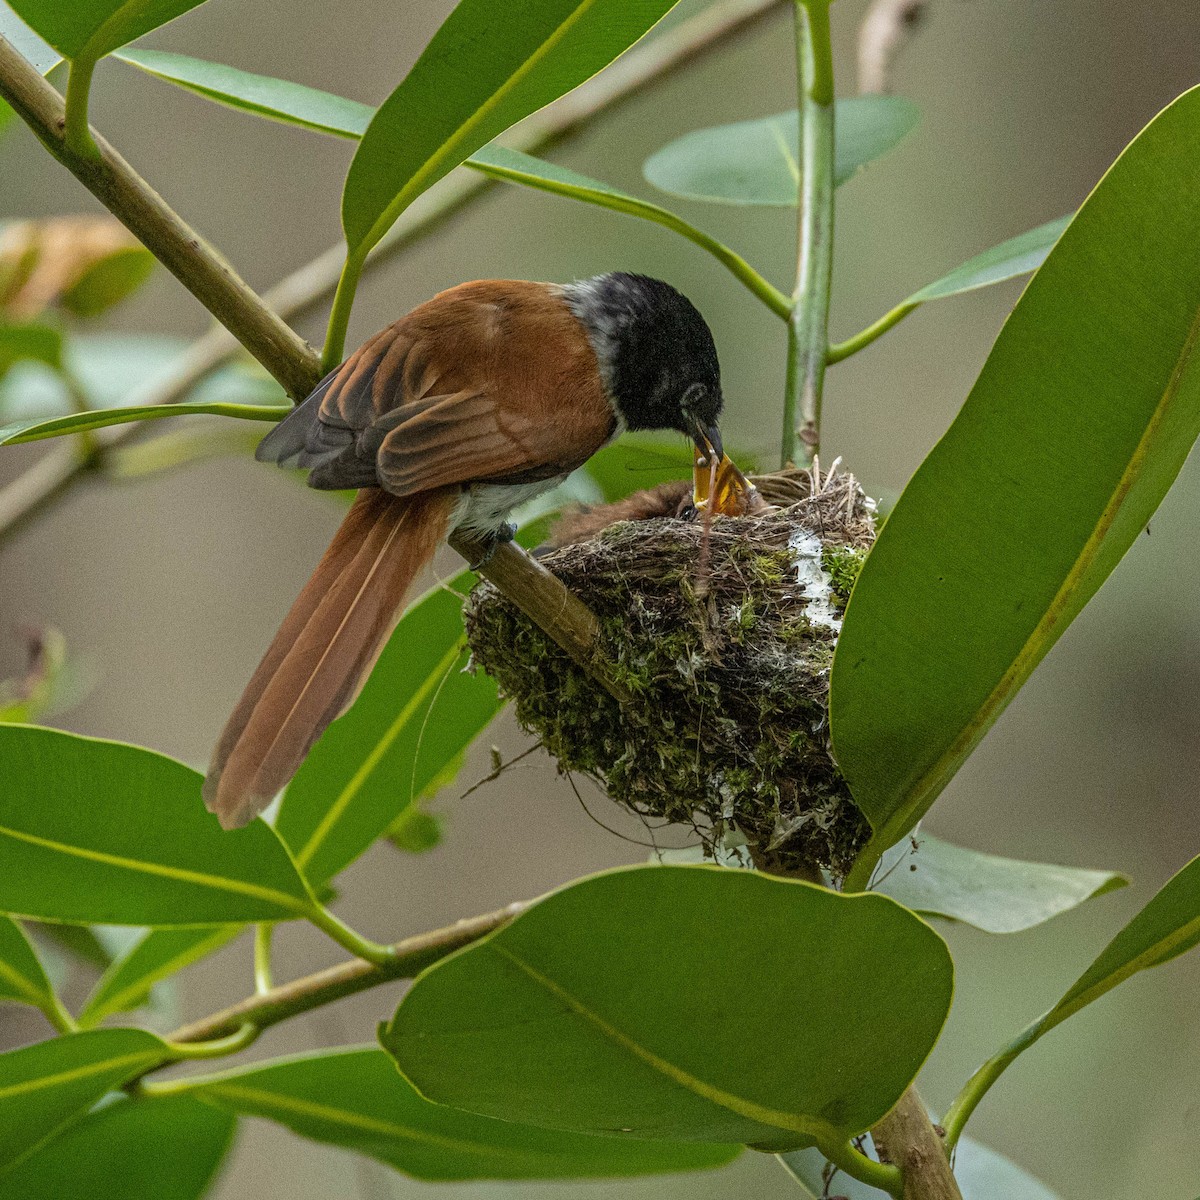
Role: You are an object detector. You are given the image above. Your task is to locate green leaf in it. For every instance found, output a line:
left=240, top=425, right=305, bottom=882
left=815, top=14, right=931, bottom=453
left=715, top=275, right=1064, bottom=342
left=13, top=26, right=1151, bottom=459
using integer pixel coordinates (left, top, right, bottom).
left=0, top=1028, right=165, bottom=1171
left=192, top=1046, right=738, bottom=1181
left=277, top=575, right=502, bottom=886
left=0, top=400, right=288, bottom=445
left=341, top=0, right=681, bottom=259
left=113, top=48, right=373, bottom=137
left=832, top=84, right=1200, bottom=872
left=780, top=1135, right=1061, bottom=1199
left=60, top=245, right=155, bottom=318
left=78, top=925, right=243, bottom=1027
left=874, top=833, right=1126, bottom=934
left=466, top=145, right=789, bottom=315
left=110, top=53, right=787, bottom=316
left=0, top=1094, right=234, bottom=1198
left=0, top=322, right=61, bottom=377
left=945, top=853, right=1200, bottom=1142
left=907, top=217, right=1071, bottom=305
left=643, top=98, right=919, bottom=206
left=0, top=725, right=314, bottom=924
left=5, top=0, right=210, bottom=61
left=0, top=915, right=56, bottom=1010
left=383, top=865, right=952, bottom=1147
left=25, top=922, right=115, bottom=971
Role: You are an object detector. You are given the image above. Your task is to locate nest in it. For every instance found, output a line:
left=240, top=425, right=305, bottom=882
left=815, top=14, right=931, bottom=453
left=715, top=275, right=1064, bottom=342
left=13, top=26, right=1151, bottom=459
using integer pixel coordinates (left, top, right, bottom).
left=464, top=464, right=876, bottom=878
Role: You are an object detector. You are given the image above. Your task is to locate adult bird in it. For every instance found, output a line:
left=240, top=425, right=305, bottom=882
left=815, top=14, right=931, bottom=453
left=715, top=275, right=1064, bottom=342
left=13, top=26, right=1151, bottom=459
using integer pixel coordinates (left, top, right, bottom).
left=204, top=272, right=724, bottom=828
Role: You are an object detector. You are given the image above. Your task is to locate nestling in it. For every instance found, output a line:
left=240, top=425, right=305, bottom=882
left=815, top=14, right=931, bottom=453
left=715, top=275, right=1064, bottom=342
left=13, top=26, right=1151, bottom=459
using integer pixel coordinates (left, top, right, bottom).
left=204, top=272, right=724, bottom=828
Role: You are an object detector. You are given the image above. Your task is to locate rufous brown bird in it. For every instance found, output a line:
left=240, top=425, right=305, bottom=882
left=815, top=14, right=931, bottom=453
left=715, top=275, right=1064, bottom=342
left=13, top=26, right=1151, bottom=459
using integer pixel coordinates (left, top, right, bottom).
left=204, top=272, right=724, bottom=828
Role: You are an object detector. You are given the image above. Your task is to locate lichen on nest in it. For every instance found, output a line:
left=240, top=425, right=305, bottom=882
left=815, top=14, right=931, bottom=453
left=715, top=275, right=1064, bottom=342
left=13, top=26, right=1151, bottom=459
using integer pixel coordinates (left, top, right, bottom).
left=463, top=465, right=876, bottom=878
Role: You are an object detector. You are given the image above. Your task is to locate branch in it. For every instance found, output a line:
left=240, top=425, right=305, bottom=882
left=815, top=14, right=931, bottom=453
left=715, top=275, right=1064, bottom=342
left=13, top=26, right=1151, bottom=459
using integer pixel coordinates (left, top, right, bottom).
left=872, top=1087, right=963, bottom=1200
left=167, top=902, right=528, bottom=1046
left=857, top=0, right=930, bottom=95
left=0, top=36, right=317, bottom=401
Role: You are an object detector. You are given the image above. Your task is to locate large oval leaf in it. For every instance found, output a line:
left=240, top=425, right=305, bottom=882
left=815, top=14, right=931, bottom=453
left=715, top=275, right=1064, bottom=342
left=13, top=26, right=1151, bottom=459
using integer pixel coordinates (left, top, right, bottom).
left=0, top=725, right=313, bottom=924
left=642, top=97, right=918, bottom=206
left=0, top=1094, right=234, bottom=1199
left=383, top=865, right=952, bottom=1147
left=341, top=0, right=680, bottom=257
left=276, top=575, right=502, bottom=886
left=4, top=0, right=210, bottom=61
left=832, top=85, right=1200, bottom=877
left=0, top=915, right=56, bottom=1011
left=78, top=924, right=243, bottom=1027
left=0, top=1028, right=165, bottom=1171
left=191, top=1046, right=739, bottom=1181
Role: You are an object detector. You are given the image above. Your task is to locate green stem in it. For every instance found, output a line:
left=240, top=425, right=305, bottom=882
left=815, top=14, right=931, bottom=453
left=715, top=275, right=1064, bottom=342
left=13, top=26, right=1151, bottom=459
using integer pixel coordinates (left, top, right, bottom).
left=942, top=1016, right=1047, bottom=1149
left=828, top=298, right=920, bottom=363
left=162, top=1022, right=260, bottom=1061
left=321, top=251, right=366, bottom=372
left=41, top=990, right=80, bottom=1035
left=254, top=923, right=274, bottom=994
left=813, top=1137, right=904, bottom=1197
left=783, top=0, right=836, bottom=467
left=304, top=899, right=395, bottom=966
left=63, top=57, right=100, bottom=160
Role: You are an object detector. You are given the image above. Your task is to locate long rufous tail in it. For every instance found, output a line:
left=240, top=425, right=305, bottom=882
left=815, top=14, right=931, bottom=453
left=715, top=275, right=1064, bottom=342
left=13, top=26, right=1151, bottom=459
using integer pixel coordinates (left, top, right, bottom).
left=203, top=486, right=456, bottom=829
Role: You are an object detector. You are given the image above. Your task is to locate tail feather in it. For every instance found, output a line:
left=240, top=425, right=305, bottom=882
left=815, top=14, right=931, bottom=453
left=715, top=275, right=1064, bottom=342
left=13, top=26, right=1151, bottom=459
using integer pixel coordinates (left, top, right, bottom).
left=204, top=487, right=456, bottom=828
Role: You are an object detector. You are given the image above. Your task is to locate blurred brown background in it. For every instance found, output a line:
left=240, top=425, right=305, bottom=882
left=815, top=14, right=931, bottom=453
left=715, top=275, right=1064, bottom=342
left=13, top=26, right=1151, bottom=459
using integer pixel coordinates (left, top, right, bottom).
left=2, top=0, right=1199, bottom=1196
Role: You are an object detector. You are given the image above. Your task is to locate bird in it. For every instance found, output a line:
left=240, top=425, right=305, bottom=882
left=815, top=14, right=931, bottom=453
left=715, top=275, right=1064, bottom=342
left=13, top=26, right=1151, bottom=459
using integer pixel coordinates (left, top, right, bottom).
left=203, top=272, right=725, bottom=829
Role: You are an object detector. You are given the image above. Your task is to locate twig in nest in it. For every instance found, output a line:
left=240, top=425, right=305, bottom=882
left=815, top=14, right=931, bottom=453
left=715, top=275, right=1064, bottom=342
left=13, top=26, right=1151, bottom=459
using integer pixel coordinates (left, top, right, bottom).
left=858, top=0, right=930, bottom=94
left=459, top=742, right=543, bottom=800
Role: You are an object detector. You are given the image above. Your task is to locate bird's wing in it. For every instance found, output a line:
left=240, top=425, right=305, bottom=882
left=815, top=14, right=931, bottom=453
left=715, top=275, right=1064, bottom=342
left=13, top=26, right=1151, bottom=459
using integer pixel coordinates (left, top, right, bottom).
left=257, top=280, right=616, bottom=495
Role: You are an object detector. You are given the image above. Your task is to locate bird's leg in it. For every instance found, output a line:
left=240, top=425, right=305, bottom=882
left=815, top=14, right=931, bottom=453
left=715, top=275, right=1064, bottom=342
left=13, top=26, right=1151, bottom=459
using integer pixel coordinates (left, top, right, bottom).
left=467, top=522, right=517, bottom=570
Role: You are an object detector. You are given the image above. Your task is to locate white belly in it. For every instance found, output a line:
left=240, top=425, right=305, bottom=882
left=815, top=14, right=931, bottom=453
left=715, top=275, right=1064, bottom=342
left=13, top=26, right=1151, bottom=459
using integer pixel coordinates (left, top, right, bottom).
left=450, top=476, right=567, bottom=540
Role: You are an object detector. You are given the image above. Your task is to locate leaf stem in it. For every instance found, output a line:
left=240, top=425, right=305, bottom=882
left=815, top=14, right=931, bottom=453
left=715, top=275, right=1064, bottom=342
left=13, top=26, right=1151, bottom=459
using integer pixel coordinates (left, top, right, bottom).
left=783, top=0, right=836, bottom=467
left=304, top=900, right=396, bottom=965
left=63, top=57, right=100, bottom=159
left=162, top=1022, right=260, bottom=1061
left=941, top=1016, right=1046, bottom=1149
left=827, top=298, right=919, bottom=362
left=254, top=923, right=275, bottom=994
left=321, top=250, right=366, bottom=371
left=813, top=1137, right=904, bottom=1196
left=166, top=901, right=529, bottom=1046
left=40, top=989, right=81, bottom=1035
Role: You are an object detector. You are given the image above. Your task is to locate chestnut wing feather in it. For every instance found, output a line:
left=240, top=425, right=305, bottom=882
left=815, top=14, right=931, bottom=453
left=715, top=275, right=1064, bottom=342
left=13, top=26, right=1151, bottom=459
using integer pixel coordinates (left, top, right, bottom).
left=256, top=281, right=615, bottom=495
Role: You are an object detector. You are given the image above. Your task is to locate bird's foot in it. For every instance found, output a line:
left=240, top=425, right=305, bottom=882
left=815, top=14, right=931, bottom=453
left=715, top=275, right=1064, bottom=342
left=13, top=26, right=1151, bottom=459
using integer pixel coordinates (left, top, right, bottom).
left=467, top=522, right=517, bottom=570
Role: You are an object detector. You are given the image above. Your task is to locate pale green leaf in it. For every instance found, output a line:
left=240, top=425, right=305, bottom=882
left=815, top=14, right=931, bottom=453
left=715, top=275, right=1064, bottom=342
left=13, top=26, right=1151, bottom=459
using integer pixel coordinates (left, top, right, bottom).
left=0, top=915, right=56, bottom=1011
left=0, top=400, right=288, bottom=445
left=875, top=833, right=1126, bottom=934
left=642, top=98, right=919, bottom=206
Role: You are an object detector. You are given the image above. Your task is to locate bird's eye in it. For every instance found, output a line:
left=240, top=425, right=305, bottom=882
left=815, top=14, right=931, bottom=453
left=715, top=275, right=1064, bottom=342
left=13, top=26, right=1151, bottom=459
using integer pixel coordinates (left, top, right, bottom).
left=680, top=381, right=706, bottom=412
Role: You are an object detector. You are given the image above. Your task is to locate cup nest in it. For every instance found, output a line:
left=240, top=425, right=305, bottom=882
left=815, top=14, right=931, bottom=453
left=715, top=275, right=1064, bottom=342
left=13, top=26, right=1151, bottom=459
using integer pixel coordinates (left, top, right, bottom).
left=463, top=464, right=875, bottom=878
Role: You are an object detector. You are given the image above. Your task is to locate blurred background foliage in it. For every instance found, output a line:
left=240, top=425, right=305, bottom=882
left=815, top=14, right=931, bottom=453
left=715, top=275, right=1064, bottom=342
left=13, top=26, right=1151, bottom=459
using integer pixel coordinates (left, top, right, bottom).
left=0, top=1, right=1198, bottom=1197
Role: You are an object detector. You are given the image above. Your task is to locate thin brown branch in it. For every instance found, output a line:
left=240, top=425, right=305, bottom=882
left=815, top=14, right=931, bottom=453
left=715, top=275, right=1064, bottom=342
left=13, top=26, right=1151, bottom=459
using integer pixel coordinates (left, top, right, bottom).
left=168, top=901, right=529, bottom=1045
left=857, top=0, right=930, bottom=94
left=0, top=35, right=317, bottom=400
left=872, top=1086, right=963, bottom=1200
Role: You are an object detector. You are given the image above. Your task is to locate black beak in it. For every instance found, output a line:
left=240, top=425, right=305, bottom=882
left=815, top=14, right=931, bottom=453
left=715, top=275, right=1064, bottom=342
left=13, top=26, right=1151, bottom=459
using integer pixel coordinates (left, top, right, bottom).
left=687, top=414, right=723, bottom=462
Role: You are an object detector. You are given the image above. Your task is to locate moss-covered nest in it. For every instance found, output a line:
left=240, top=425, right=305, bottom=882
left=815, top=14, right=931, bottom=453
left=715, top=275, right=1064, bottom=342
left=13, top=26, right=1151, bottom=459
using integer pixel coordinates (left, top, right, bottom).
left=464, top=466, right=876, bottom=878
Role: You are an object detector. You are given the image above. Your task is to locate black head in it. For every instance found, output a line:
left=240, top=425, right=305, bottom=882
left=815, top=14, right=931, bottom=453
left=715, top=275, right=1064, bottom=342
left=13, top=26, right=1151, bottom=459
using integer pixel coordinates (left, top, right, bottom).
left=562, top=273, right=723, bottom=458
